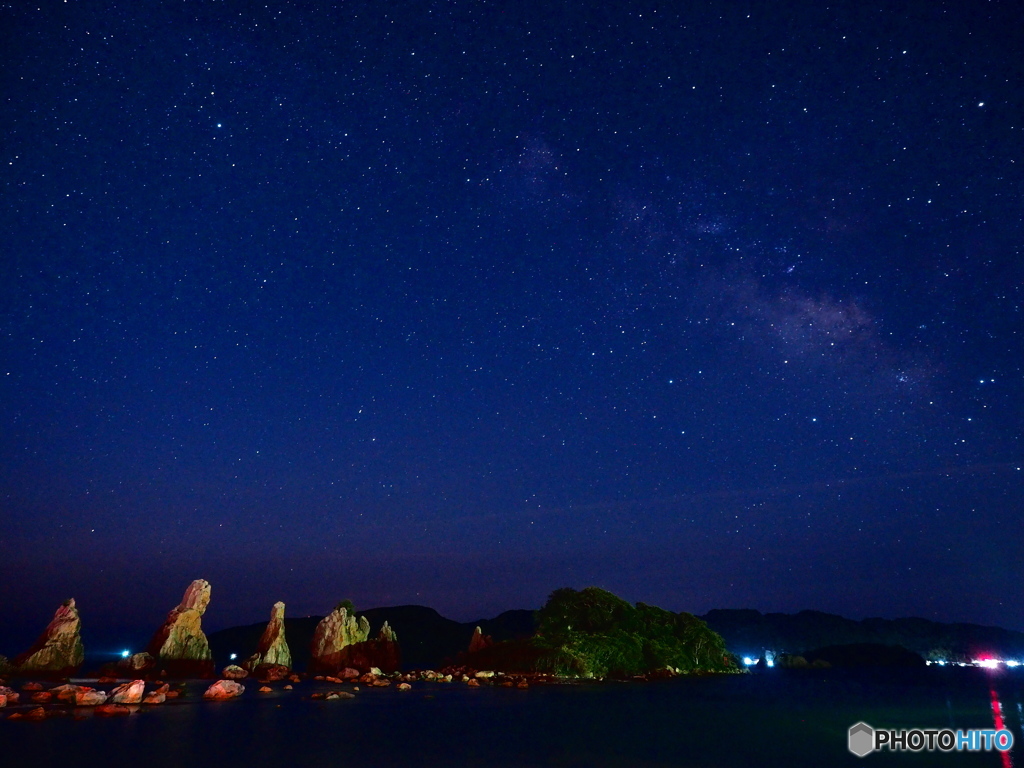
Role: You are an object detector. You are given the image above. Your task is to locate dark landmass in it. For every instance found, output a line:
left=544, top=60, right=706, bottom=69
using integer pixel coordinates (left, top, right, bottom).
left=206, top=603, right=1024, bottom=672
left=464, top=587, right=735, bottom=677
left=701, top=608, right=1024, bottom=662
left=804, top=643, right=928, bottom=668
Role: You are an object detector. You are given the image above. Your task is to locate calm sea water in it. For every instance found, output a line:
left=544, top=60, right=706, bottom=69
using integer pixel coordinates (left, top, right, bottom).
left=5, top=668, right=1023, bottom=767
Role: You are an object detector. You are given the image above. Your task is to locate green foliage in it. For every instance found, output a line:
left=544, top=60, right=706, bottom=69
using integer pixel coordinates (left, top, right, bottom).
left=527, top=587, right=735, bottom=677
left=537, top=587, right=634, bottom=635
left=334, top=599, right=356, bottom=615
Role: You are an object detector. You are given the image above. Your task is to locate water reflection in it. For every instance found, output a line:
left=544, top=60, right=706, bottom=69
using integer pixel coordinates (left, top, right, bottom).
left=990, top=687, right=1014, bottom=768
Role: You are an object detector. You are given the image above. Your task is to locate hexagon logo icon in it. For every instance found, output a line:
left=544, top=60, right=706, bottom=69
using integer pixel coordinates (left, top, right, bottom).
left=848, top=722, right=875, bottom=757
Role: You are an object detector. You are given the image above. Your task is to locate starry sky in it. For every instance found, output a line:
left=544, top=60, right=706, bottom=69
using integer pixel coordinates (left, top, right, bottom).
left=2, top=0, right=1023, bottom=652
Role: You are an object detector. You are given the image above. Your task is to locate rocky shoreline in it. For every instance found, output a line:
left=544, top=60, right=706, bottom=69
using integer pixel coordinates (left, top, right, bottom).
left=0, top=659, right=715, bottom=723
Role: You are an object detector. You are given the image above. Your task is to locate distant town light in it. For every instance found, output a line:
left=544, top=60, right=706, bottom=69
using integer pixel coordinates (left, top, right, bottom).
left=936, top=660, right=946, bottom=666
left=230, top=653, right=238, bottom=661
left=975, top=659, right=1000, bottom=669
left=742, top=656, right=755, bottom=666
left=120, top=649, right=130, bottom=658
left=1006, top=660, right=1020, bottom=668
left=765, top=658, right=775, bottom=668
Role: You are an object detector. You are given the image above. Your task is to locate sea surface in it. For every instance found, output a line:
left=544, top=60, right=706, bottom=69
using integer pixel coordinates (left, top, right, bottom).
left=5, top=667, right=1023, bottom=767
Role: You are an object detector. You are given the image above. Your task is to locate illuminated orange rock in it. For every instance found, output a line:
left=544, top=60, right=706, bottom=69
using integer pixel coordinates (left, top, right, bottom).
left=221, top=665, right=248, bottom=680
left=147, top=580, right=214, bottom=677
left=253, top=663, right=290, bottom=682
left=468, top=626, right=494, bottom=654
left=0, top=686, right=20, bottom=705
left=203, top=679, right=244, bottom=700
left=75, top=689, right=109, bottom=706
left=244, top=601, right=292, bottom=672
left=13, top=599, right=85, bottom=677
left=109, top=680, right=145, bottom=704
left=51, top=684, right=90, bottom=703
left=309, top=603, right=370, bottom=674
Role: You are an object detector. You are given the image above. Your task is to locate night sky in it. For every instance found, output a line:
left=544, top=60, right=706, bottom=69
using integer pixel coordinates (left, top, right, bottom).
left=3, top=0, right=1023, bottom=653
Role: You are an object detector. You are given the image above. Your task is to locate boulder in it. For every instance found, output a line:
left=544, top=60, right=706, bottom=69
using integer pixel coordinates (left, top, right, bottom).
left=147, top=580, right=215, bottom=677
left=309, top=603, right=371, bottom=674
left=221, top=665, right=248, bottom=680
left=75, top=690, right=109, bottom=706
left=253, top=663, right=290, bottom=682
left=0, top=686, right=20, bottom=705
left=121, top=652, right=155, bottom=674
left=324, top=691, right=355, bottom=700
left=468, top=626, right=494, bottom=654
left=12, top=599, right=84, bottom=677
left=109, top=680, right=145, bottom=704
left=244, top=601, right=292, bottom=672
left=51, top=683, right=90, bottom=703
left=142, top=691, right=166, bottom=705
left=203, top=680, right=244, bottom=700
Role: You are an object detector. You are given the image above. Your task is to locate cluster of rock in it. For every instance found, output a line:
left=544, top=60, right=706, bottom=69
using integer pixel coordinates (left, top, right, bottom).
left=0, top=679, right=182, bottom=719
left=3, top=580, right=403, bottom=682
left=309, top=604, right=401, bottom=675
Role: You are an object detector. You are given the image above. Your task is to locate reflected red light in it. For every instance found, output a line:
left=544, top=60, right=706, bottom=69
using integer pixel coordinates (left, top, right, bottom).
left=990, top=687, right=1013, bottom=768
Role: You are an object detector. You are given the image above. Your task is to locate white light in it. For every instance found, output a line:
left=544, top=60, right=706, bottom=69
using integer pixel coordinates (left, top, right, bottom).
left=230, top=653, right=237, bottom=660
left=765, top=659, right=774, bottom=668
left=1005, top=660, right=1020, bottom=667
left=120, top=649, right=130, bottom=658
left=975, top=659, right=999, bottom=669
left=742, top=656, right=755, bottom=666
left=936, top=660, right=946, bottom=666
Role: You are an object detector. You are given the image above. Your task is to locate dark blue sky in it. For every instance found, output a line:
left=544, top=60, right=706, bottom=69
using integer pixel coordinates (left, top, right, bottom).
left=2, top=0, right=1023, bottom=652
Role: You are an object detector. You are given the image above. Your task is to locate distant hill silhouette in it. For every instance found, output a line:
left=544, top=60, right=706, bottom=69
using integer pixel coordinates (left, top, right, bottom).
left=701, top=609, right=1024, bottom=662
left=209, top=604, right=1024, bottom=672
left=208, top=605, right=534, bottom=671
left=804, top=643, right=927, bottom=668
